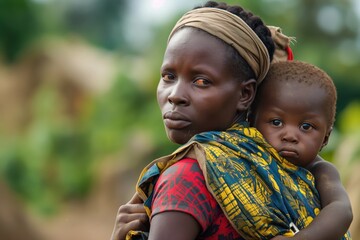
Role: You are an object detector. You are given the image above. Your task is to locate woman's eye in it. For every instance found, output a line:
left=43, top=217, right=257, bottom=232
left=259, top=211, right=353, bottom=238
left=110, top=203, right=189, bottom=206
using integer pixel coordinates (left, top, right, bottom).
left=300, top=123, right=313, bottom=131
left=271, top=119, right=282, bottom=127
left=194, top=78, right=210, bottom=86
left=162, top=73, right=175, bottom=82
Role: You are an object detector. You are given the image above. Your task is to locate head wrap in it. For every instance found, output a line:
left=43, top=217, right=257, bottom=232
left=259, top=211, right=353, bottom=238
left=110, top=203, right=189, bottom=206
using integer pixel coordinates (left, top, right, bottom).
left=268, top=26, right=295, bottom=62
left=168, top=8, right=271, bottom=83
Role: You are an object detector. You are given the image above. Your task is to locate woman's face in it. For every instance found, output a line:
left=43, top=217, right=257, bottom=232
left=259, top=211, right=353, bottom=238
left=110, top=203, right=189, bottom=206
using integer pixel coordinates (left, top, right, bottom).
left=157, top=28, right=254, bottom=144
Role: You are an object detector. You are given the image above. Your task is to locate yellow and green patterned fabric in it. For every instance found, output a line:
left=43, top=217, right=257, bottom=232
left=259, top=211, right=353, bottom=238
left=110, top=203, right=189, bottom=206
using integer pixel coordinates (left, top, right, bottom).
left=128, top=122, right=351, bottom=240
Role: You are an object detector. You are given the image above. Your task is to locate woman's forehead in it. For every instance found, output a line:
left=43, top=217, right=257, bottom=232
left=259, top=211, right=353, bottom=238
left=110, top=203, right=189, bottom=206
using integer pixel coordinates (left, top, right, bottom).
left=164, top=28, right=229, bottom=61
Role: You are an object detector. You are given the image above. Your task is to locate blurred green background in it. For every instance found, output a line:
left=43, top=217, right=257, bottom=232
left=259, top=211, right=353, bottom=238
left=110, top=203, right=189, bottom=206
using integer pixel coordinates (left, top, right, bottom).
left=0, top=0, right=359, bottom=239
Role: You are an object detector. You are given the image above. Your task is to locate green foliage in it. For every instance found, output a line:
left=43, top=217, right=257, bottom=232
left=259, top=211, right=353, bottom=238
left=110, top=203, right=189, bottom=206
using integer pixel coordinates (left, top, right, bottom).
left=0, top=0, right=39, bottom=62
left=0, top=85, right=93, bottom=214
left=338, top=101, right=360, bottom=134
left=87, top=71, right=176, bottom=161
left=61, top=0, right=128, bottom=50
left=320, top=101, right=360, bottom=165
left=87, top=73, right=149, bottom=155
left=331, top=101, right=360, bottom=185
left=0, top=61, right=176, bottom=214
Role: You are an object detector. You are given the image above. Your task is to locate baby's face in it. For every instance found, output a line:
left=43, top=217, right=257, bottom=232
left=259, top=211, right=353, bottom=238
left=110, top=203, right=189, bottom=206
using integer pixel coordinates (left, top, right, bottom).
left=251, top=79, right=331, bottom=167
left=157, top=28, right=250, bottom=144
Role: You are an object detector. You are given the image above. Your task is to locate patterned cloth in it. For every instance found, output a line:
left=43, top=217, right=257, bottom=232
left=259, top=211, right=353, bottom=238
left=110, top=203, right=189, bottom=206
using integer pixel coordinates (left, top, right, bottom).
left=152, top=158, right=241, bottom=239
left=127, top=122, right=351, bottom=240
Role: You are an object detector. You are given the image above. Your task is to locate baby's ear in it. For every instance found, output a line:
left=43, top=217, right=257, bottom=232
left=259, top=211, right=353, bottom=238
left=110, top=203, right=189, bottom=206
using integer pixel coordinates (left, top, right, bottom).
left=320, top=127, right=333, bottom=150
left=236, top=79, right=257, bottom=112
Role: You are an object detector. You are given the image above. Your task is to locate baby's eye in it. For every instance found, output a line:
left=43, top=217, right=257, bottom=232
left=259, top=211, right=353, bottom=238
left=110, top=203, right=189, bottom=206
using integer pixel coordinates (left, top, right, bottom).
left=300, top=123, right=313, bottom=131
left=271, top=119, right=283, bottom=127
left=194, top=78, right=210, bottom=86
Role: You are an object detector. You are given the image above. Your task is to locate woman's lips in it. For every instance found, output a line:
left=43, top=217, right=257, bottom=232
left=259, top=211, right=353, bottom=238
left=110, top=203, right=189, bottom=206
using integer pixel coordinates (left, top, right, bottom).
left=163, top=111, right=191, bottom=129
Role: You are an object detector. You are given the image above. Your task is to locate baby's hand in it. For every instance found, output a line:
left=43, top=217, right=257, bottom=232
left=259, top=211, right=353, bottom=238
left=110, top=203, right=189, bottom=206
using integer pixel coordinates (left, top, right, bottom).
left=110, top=193, right=149, bottom=240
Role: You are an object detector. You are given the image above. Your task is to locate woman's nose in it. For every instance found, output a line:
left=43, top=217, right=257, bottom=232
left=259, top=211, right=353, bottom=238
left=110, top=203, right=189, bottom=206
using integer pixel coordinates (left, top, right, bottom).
left=167, top=81, right=189, bottom=106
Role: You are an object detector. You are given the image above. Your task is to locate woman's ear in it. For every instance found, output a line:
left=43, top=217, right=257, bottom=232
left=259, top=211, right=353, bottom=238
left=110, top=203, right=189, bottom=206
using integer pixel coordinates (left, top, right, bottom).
left=237, top=79, right=257, bottom=112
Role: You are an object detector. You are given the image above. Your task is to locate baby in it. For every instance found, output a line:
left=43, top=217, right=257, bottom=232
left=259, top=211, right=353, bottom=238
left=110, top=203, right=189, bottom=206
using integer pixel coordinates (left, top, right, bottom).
left=250, top=60, right=352, bottom=239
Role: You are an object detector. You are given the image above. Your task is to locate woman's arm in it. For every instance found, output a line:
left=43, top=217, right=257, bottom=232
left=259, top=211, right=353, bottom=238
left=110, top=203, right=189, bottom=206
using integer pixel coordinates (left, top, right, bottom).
left=148, top=158, right=217, bottom=240
left=110, top=159, right=213, bottom=240
left=295, top=156, right=353, bottom=240
left=149, top=211, right=201, bottom=240
left=110, top=193, right=149, bottom=240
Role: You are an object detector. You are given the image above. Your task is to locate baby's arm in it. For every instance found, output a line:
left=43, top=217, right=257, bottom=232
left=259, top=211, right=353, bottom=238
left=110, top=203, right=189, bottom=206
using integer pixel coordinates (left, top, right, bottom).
left=296, top=155, right=353, bottom=240
left=272, top=156, right=352, bottom=240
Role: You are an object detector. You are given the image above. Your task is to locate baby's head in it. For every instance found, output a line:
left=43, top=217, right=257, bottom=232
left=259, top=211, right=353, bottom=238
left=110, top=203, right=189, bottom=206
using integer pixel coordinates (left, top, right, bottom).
left=251, top=61, right=337, bottom=167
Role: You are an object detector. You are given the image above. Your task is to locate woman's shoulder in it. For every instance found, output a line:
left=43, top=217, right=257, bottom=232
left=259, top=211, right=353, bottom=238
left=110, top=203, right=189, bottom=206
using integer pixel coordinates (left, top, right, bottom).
left=159, top=158, right=204, bottom=187
left=154, top=158, right=241, bottom=238
left=153, top=157, right=223, bottom=233
left=163, top=158, right=201, bottom=174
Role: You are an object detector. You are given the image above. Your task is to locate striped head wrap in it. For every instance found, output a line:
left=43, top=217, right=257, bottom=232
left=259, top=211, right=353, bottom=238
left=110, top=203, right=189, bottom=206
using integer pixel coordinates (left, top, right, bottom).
left=168, top=8, right=271, bottom=83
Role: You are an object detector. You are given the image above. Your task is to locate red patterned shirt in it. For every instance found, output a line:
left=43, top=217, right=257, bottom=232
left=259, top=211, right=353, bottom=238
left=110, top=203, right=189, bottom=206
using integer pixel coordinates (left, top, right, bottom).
left=151, top=158, right=243, bottom=240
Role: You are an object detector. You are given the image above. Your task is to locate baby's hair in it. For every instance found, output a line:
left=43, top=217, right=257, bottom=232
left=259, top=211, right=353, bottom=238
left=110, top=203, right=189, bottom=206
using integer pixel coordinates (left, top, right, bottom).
left=194, top=1, right=275, bottom=80
left=261, top=60, right=337, bottom=126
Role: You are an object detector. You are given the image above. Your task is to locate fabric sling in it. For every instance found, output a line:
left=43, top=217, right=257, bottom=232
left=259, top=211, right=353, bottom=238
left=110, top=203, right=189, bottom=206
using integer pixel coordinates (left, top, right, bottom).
left=126, top=122, right=351, bottom=239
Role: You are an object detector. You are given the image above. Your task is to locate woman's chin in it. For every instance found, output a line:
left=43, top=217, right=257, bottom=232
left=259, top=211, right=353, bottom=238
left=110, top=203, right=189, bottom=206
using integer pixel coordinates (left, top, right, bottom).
left=167, top=131, right=192, bottom=145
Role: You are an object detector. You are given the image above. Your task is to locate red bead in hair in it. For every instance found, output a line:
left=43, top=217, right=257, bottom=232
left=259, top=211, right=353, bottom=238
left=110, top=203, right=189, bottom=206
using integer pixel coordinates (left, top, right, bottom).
left=286, top=46, right=294, bottom=60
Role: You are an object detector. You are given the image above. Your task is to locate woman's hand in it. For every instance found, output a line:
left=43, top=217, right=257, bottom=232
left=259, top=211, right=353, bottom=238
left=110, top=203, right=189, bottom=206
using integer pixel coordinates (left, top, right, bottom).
left=110, top=193, right=149, bottom=240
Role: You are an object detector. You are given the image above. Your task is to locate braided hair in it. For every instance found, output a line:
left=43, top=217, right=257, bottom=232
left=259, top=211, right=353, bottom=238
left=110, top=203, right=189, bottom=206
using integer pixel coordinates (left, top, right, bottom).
left=194, top=1, right=275, bottom=80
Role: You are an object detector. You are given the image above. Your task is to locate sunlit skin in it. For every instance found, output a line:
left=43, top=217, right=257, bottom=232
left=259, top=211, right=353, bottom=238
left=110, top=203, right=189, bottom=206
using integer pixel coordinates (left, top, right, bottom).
left=251, top=79, right=332, bottom=168
left=157, top=27, right=256, bottom=145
